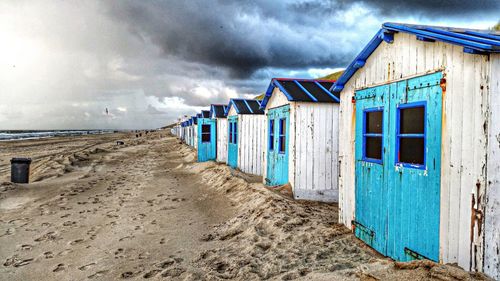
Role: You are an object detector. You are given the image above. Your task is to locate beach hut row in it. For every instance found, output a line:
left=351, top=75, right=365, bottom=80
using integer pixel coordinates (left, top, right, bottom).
left=170, top=22, right=500, bottom=279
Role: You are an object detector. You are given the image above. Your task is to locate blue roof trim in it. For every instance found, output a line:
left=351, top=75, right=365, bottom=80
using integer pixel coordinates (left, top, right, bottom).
left=314, top=81, right=340, bottom=103
left=330, top=22, right=500, bottom=94
left=260, top=78, right=338, bottom=109
left=294, top=80, right=318, bottom=102
left=243, top=99, right=254, bottom=113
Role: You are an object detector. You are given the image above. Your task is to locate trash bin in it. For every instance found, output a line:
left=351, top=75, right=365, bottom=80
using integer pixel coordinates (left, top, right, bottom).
left=11, top=158, right=32, bottom=183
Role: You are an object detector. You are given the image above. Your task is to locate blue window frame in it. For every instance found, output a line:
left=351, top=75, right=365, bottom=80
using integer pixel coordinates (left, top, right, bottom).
left=278, top=118, right=286, bottom=154
left=396, top=102, right=426, bottom=169
left=201, top=124, right=211, bottom=143
left=269, top=119, right=274, bottom=151
left=233, top=122, right=238, bottom=144
left=229, top=123, right=233, bottom=143
left=362, top=108, right=383, bottom=164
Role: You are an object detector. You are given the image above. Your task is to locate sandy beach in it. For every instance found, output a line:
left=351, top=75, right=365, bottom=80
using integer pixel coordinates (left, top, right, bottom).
left=0, top=132, right=492, bottom=280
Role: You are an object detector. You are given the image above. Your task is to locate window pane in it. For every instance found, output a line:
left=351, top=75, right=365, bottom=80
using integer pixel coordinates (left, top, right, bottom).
left=202, top=133, right=210, bottom=142
left=365, top=137, right=382, bottom=160
left=279, top=118, right=286, bottom=135
left=229, top=123, right=233, bottom=143
left=202, top=124, right=210, bottom=133
left=366, top=111, right=383, bottom=134
left=399, top=137, right=424, bottom=165
left=279, top=136, right=286, bottom=153
left=400, top=106, right=424, bottom=134
left=269, top=120, right=274, bottom=151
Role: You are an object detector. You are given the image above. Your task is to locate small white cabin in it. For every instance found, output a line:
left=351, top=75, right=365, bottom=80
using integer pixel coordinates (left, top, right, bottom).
left=333, top=22, right=500, bottom=279
left=210, top=104, right=228, bottom=163
left=226, top=99, right=265, bottom=176
left=260, top=78, right=340, bottom=202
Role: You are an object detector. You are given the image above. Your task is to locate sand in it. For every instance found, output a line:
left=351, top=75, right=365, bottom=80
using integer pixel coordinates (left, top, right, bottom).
left=0, top=132, right=493, bottom=280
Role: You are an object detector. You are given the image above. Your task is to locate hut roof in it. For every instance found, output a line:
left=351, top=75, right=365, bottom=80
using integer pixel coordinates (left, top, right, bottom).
left=201, top=110, right=211, bottom=118
left=225, top=99, right=264, bottom=115
left=331, top=22, right=500, bottom=94
left=260, top=78, right=339, bottom=109
left=210, top=104, right=227, bottom=118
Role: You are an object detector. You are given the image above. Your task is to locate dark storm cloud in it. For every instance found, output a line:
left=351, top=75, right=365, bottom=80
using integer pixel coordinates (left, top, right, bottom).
left=291, top=0, right=499, bottom=16
left=104, top=0, right=499, bottom=80
left=104, top=1, right=354, bottom=78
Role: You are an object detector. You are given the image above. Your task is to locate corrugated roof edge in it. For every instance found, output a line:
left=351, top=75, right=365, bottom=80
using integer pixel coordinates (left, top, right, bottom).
left=225, top=98, right=264, bottom=115
left=260, top=78, right=338, bottom=109
left=210, top=104, right=227, bottom=118
left=330, top=22, right=500, bottom=94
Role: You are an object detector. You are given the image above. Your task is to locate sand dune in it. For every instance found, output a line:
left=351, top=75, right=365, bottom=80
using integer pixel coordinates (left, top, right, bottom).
left=0, top=133, right=492, bottom=280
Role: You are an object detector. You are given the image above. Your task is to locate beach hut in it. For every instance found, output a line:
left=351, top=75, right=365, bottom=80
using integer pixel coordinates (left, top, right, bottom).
left=225, top=99, right=265, bottom=175
left=333, top=22, right=500, bottom=278
left=210, top=104, right=228, bottom=163
left=260, top=78, right=340, bottom=202
left=197, top=110, right=216, bottom=162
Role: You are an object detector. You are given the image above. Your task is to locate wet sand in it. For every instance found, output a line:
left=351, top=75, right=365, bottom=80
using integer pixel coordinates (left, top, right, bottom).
left=0, top=133, right=492, bottom=280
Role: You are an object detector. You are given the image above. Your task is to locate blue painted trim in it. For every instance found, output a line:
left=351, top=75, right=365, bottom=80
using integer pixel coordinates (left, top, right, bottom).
left=383, top=22, right=497, bottom=51
left=362, top=107, right=384, bottom=165
left=395, top=101, right=427, bottom=170
left=330, top=22, right=500, bottom=94
left=314, top=81, right=340, bottom=103
left=294, top=80, right=317, bottom=102
left=243, top=99, right=254, bottom=113
left=278, top=118, right=286, bottom=154
left=464, top=30, right=500, bottom=41
left=268, top=119, right=274, bottom=151
left=423, top=27, right=500, bottom=46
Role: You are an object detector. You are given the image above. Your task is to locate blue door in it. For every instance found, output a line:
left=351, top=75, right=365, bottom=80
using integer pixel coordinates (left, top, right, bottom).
left=197, top=118, right=216, bottom=162
left=227, top=116, right=238, bottom=168
left=266, top=105, right=289, bottom=186
left=354, top=72, right=442, bottom=262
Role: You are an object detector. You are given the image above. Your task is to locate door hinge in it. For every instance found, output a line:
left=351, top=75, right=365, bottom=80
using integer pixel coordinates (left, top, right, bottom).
left=404, top=247, right=431, bottom=261
left=352, top=220, right=375, bottom=237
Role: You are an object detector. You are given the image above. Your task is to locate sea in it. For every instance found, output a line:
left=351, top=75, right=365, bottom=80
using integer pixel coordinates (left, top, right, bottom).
left=0, top=130, right=116, bottom=141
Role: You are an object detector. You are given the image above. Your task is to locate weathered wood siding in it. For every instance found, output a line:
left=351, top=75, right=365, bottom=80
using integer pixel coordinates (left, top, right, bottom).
left=262, top=88, right=289, bottom=182
left=193, top=124, right=198, bottom=150
left=338, top=32, right=491, bottom=272
left=290, top=102, right=339, bottom=202
left=216, top=118, right=228, bottom=163
left=263, top=88, right=340, bottom=202
left=238, top=114, right=265, bottom=176
left=485, top=54, right=500, bottom=280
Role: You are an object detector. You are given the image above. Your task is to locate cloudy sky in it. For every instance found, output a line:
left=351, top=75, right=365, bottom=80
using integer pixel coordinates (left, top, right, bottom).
left=0, top=1, right=498, bottom=130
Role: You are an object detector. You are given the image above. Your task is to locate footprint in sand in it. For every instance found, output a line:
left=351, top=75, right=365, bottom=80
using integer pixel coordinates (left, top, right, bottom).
left=43, top=251, right=54, bottom=259
left=34, top=231, right=59, bottom=242
left=143, top=269, right=161, bottom=279
left=3, top=255, right=33, bottom=267
left=53, top=263, right=65, bottom=272
left=78, top=262, right=96, bottom=271
left=19, top=244, right=33, bottom=251
left=88, top=270, right=109, bottom=279
left=69, top=239, right=84, bottom=245
left=161, top=267, right=186, bottom=278
left=58, top=249, right=73, bottom=256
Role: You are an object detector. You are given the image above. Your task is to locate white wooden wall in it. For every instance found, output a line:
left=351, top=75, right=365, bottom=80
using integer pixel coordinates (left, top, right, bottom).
left=262, top=88, right=340, bottom=202
left=238, top=114, right=265, bottom=176
left=291, top=102, right=339, bottom=202
left=217, top=118, right=228, bottom=163
left=193, top=124, right=198, bottom=149
left=338, top=32, right=491, bottom=273
left=485, top=54, right=500, bottom=280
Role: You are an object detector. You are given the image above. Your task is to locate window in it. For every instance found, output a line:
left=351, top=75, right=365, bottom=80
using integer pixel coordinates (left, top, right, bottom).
left=201, top=124, right=211, bottom=143
left=233, top=122, right=238, bottom=144
left=229, top=123, right=233, bottom=144
left=363, top=109, right=383, bottom=163
left=396, top=103, right=426, bottom=168
left=269, top=119, right=274, bottom=151
left=278, top=118, right=286, bottom=154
